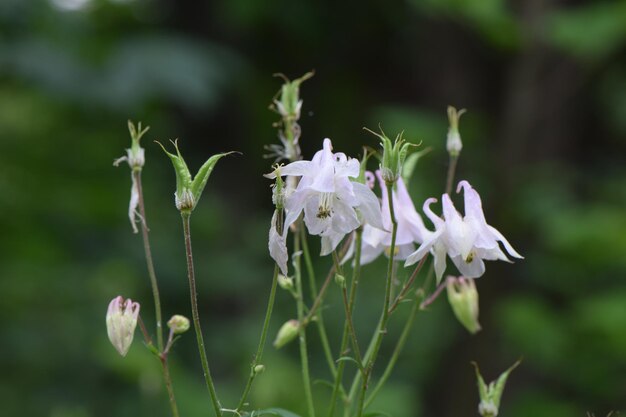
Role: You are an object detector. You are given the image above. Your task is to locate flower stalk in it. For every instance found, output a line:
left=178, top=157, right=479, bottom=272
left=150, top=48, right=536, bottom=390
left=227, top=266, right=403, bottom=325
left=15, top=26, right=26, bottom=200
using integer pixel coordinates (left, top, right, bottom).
left=181, top=213, right=223, bottom=417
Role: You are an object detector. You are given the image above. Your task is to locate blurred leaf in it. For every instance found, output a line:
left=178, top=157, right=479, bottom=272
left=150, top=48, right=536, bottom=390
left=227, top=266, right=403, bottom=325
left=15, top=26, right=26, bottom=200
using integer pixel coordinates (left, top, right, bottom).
left=251, top=408, right=302, bottom=417
left=544, top=2, right=626, bottom=62
left=407, top=0, right=520, bottom=48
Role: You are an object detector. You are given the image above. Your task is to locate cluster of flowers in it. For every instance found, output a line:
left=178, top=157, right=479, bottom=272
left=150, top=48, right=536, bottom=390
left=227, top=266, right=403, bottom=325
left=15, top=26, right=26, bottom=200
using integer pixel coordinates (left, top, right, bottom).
left=268, top=138, right=522, bottom=282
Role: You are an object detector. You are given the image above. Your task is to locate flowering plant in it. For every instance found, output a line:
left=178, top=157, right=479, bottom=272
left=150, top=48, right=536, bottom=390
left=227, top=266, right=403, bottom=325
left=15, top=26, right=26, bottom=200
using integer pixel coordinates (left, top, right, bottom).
left=106, top=73, right=523, bottom=417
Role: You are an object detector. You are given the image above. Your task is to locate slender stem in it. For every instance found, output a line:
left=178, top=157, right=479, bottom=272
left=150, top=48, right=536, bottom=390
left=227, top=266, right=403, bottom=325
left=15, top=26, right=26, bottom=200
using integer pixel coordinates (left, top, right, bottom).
left=138, top=315, right=154, bottom=347
left=133, top=170, right=164, bottom=352
left=328, top=230, right=362, bottom=417
left=300, top=228, right=337, bottom=378
left=134, top=171, right=180, bottom=417
left=420, top=277, right=449, bottom=310
left=355, top=182, right=398, bottom=417
left=235, top=265, right=279, bottom=412
left=445, top=154, right=458, bottom=196
left=388, top=256, right=428, bottom=315
left=332, top=251, right=364, bottom=372
left=303, top=236, right=353, bottom=326
left=364, top=293, right=420, bottom=409
left=294, top=226, right=316, bottom=417
left=160, top=358, right=181, bottom=417
left=181, top=213, right=223, bottom=417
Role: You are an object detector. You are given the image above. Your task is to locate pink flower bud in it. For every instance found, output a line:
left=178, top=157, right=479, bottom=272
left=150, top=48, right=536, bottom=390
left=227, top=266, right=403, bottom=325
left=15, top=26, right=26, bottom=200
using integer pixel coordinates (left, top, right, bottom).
left=106, top=296, right=140, bottom=357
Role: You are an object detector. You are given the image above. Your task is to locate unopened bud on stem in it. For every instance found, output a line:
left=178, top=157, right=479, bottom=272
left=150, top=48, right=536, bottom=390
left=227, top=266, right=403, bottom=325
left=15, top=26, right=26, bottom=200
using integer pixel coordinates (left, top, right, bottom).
left=446, top=276, right=481, bottom=334
left=273, top=319, right=299, bottom=349
left=446, top=106, right=466, bottom=157
left=167, top=314, right=190, bottom=334
left=106, top=296, right=140, bottom=357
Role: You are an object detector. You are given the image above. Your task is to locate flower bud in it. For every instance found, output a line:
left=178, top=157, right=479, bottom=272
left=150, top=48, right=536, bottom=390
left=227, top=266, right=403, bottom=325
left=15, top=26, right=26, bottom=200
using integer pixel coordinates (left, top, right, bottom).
left=273, top=319, right=299, bottom=349
left=367, top=128, right=415, bottom=185
left=446, top=106, right=466, bottom=157
left=334, top=273, right=346, bottom=288
left=277, top=274, right=294, bottom=290
left=446, top=276, right=481, bottom=334
left=254, top=364, right=265, bottom=374
left=472, top=360, right=521, bottom=417
left=167, top=314, right=190, bottom=334
left=106, top=296, right=140, bottom=357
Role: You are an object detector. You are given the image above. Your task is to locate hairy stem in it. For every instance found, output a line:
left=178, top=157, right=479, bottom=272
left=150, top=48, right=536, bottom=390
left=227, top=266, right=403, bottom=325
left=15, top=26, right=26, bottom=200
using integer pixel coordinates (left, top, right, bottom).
left=134, top=170, right=180, bottom=417
left=133, top=170, right=164, bottom=351
left=181, top=213, right=223, bottom=417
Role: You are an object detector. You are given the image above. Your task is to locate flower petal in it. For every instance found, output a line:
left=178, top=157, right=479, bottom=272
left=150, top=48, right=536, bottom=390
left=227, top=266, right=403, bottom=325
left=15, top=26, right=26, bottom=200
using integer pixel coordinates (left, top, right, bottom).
left=269, top=211, right=289, bottom=275
left=352, top=182, right=384, bottom=230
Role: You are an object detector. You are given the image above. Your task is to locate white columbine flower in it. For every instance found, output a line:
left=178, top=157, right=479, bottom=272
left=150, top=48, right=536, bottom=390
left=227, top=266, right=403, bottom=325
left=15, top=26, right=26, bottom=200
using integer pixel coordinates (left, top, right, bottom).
left=275, top=138, right=383, bottom=255
left=405, top=180, right=522, bottom=280
left=349, top=170, right=427, bottom=265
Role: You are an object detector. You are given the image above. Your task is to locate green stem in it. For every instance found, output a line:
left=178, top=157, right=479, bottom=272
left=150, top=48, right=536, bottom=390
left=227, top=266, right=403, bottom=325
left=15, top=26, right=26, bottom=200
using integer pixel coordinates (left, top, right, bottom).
left=181, top=213, right=223, bottom=417
left=235, top=265, right=279, bottom=412
left=356, top=182, right=398, bottom=417
left=160, top=358, right=181, bottom=417
left=300, top=228, right=337, bottom=379
left=328, top=230, right=362, bottom=417
left=134, top=170, right=164, bottom=351
left=134, top=170, right=179, bottom=417
left=364, top=295, right=420, bottom=409
left=445, top=154, right=458, bottom=196
left=332, top=250, right=364, bottom=372
left=388, top=256, right=428, bottom=315
left=294, top=226, right=316, bottom=417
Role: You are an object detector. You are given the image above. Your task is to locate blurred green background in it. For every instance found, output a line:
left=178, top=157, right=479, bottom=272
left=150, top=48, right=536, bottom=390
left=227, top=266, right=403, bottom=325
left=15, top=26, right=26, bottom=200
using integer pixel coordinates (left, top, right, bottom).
left=1, top=0, right=625, bottom=416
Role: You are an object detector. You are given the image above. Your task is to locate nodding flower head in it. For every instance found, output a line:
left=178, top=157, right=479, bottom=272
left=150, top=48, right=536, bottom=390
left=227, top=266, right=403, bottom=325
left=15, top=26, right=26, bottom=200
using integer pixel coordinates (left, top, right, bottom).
left=273, top=138, right=383, bottom=255
left=106, top=296, right=140, bottom=357
left=405, top=180, right=522, bottom=281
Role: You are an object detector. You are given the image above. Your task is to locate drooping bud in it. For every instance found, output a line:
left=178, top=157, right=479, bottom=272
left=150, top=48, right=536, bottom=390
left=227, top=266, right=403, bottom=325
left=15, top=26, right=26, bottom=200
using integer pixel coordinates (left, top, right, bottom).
left=156, top=139, right=234, bottom=214
left=446, top=276, right=481, bottom=334
left=277, top=274, right=294, bottom=290
left=114, top=121, right=151, bottom=233
left=167, top=314, right=190, bottom=334
left=446, top=106, right=466, bottom=157
left=366, top=127, right=416, bottom=185
left=106, top=296, right=140, bottom=357
left=472, top=360, right=521, bottom=417
left=273, top=319, right=299, bottom=349
left=254, top=364, right=266, bottom=374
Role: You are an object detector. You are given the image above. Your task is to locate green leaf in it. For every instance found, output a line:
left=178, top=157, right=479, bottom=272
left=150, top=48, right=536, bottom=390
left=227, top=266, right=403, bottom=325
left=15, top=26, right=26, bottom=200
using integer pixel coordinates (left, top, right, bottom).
left=155, top=139, right=192, bottom=200
left=312, top=379, right=336, bottom=390
left=492, top=359, right=521, bottom=408
left=401, top=147, right=432, bottom=186
left=251, top=408, right=302, bottom=417
left=190, top=151, right=236, bottom=204
left=364, top=412, right=392, bottom=417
